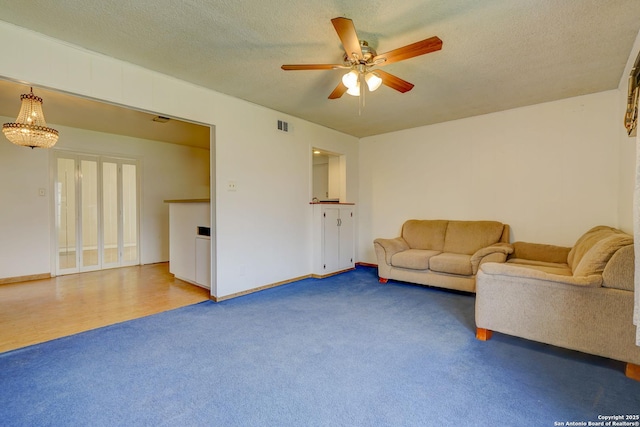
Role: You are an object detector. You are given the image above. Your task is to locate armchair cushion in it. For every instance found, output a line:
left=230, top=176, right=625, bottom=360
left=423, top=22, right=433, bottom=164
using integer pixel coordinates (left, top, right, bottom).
left=506, top=261, right=572, bottom=276
left=511, top=241, right=571, bottom=264
left=568, top=226, right=623, bottom=270
left=572, top=233, right=633, bottom=277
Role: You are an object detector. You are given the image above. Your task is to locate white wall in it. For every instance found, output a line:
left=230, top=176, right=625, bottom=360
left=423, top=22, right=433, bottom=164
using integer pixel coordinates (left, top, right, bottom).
left=210, top=93, right=358, bottom=297
left=0, top=114, right=210, bottom=278
left=358, top=90, right=622, bottom=263
left=0, top=21, right=359, bottom=298
left=0, top=135, right=50, bottom=277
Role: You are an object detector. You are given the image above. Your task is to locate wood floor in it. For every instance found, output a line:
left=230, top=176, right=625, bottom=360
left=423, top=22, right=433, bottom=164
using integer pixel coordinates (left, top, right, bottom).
left=0, top=263, right=210, bottom=353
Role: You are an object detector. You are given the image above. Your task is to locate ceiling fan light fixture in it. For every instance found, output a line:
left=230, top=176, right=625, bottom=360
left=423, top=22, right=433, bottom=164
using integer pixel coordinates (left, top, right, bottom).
left=342, top=70, right=359, bottom=89
left=281, top=17, right=443, bottom=103
left=365, top=72, right=382, bottom=92
left=346, top=83, right=361, bottom=96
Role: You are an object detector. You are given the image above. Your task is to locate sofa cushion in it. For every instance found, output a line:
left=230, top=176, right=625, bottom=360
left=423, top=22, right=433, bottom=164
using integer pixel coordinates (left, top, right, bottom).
left=391, top=249, right=441, bottom=270
left=507, top=258, right=569, bottom=269
left=567, top=226, right=625, bottom=270
left=572, top=233, right=633, bottom=277
left=442, top=221, right=505, bottom=255
left=429, top=253, right=473, bottom=276
left=506, top=259, right=572, bottom=276
left=401, top=220, right=448, bottom=251
left=510, top=241, right=571, bottom=264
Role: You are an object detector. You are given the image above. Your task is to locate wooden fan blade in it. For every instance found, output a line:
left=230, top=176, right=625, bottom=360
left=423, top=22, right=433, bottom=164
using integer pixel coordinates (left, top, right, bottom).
left=328, top=82, right=348, bottom=99
left=281, top=64, right=343, bottom=70
left=375, top=70, right=414, bottom=93
left=373, top=36, right=442, bottom=66
left=331, top=17, right=363, bottom=61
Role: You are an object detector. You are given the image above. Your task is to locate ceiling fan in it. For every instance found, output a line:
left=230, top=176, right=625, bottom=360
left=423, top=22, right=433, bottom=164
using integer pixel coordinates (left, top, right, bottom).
left=281, top=17, right=443, bottom=99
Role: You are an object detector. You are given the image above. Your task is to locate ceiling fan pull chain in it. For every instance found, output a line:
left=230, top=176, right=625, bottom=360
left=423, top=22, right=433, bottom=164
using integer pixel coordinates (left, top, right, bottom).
left=359, top=73, right=364, bottom=116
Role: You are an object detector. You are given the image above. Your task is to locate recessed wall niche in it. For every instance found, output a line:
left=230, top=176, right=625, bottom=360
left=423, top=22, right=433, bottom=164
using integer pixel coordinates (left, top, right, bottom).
left=312, top=148, right=345, bottom=202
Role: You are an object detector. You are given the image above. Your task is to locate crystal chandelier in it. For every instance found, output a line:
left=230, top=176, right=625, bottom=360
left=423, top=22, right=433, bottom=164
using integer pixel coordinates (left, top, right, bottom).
left=3, top=87, right=59, bottom=149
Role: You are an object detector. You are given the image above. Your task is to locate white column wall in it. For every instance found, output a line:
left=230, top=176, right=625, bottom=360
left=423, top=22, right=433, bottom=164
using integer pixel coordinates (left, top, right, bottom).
left=210, top=93, right=358, bottom=297
left=0, top=21, right=359, bottom=298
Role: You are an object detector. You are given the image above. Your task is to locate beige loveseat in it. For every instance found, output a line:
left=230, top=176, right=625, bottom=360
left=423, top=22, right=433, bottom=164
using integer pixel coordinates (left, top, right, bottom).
left=374, top=220, right=512, bottom=293
left=475, top=225, right=640, bottom=381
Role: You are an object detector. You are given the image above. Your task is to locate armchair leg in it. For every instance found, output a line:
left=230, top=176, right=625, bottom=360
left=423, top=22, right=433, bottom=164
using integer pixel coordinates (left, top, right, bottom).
left=378, top=277, right=388, bottom=284
left=476, top=328, right=493, bottom=341
left=626, top=363, right=640, bottom=381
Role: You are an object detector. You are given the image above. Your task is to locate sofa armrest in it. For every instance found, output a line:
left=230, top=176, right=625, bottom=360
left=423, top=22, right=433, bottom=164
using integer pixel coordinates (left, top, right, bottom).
left=470, top=243, right=513, bottom=274
left=479, top=262, right=602, bottom=287
left=373, top=237, right=410, bottom=265
left=602, top=244, right=634, bottom=291
left=511, top=241, right=571, bottom=264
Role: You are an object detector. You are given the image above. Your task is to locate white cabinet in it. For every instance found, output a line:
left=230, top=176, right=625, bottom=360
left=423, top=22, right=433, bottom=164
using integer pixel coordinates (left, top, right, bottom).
left=167, top=200, right=210, bottom=288
left=195, top=236, right=211, bottom=289
left=312, top=204, right=355, bottom=276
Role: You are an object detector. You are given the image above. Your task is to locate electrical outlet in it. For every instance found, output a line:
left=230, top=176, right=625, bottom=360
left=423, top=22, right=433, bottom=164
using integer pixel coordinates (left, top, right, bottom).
left=227, top=181, right=237, bottom=192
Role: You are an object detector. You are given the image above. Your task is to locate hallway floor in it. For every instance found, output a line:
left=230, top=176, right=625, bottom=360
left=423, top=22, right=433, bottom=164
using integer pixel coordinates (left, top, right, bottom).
left=0, top=263, right=210, bottom=353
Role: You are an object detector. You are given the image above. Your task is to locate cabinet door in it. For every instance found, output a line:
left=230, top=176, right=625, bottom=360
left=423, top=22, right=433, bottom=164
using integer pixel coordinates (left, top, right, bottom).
left=195, top=237, right=211, bottom=289
left=338, top=207, right=354, bottom=269
left=322, top=207, right=340, bottom=272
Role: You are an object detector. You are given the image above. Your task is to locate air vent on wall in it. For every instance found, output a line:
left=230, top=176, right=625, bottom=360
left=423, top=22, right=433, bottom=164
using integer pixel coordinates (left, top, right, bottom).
left=277, top=119, right=290, bottom=133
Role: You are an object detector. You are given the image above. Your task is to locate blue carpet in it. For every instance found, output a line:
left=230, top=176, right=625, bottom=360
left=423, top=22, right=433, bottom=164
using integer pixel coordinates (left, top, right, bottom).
left=1, top=266, right=639, bottom=426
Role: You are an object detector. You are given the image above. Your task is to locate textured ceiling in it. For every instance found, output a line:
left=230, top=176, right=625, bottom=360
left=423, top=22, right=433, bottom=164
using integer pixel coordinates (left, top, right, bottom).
left=0, top=0, right=639, bottom=138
